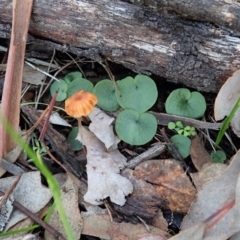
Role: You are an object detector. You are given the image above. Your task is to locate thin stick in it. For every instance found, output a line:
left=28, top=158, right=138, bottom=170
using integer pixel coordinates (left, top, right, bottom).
left=0, top=175, right=21, bottom=208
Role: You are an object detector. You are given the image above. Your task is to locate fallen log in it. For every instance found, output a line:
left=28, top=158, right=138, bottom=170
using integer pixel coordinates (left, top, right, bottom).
left=1, top=0, right=240, bottom=92
left=130, top=0, right=240, bottom=33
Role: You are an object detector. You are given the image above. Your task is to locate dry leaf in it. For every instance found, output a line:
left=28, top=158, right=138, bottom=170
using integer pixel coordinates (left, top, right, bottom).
left=190, top=135, right=212, bottom=170
left=181, top=150, right=240, bottom=239
left=151, top=210, right=169, bottom=232
left=190, top=163, right=227, bottom=190
left=138, top=235, right=167, bottom=240
left=0, top=64, right=46, bottom=85
left=44, top=173, right=82, bottom=240
left=114, top=169, right=168, bottom=220
left=82, top=206, right=170, bottom=240
left=0, top=195, right=14, bottom=232
left=214, top=70, right=240, bottom=137
left=79, top=126, right=133, bottom=206
left=169, top=222, right=205, bottom=240
left=88, top=107, right=120, bottom=150
left=133, top=159, right=196, bottom=213
left=0, top=171, right=52, bottom=231
left=39, top=110, right=71, bottom=127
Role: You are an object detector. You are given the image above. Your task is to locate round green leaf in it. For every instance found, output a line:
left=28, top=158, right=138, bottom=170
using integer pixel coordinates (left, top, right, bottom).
left=115, top=109, right=157, bottom=145
left=169, top=135, right=191, bottom=158
left=168, top=122, right=176, bottom=130
left=210, top=150, right=226, bottom=163
left=165, top=88, right=206, bottom=119
left=67, top=78, right=94, bottom=97
left=115, top=75, right=158, bottom=113
left=67, top=127, right=82, bottom=151
left=176, top=121, right=183, bottom=128
left=50, top=80, right=68, bottom=101
left=93, top=80, right=120, bottom=112
left=64, top=71, right=82, bottom=84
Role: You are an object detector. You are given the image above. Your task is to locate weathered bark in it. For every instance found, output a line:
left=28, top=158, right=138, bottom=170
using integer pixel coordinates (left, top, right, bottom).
left=1, top=0, right=240, bottom=92
left=129, top=0, right=240, bottom=33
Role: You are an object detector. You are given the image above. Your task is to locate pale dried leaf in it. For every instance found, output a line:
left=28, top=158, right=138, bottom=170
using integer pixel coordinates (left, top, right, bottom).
left=79, top=126, right=133, bottom=206
left=0, top=63, right=46, bottom=85
left=227, top=166, right=240, bottom=237
left=181, top=150, right=240, bottom=240
left=88, top=107, right=120, bottom=150
left=82, top=206, right=170, bottom=240
left=169, top=222, right=205, bottom=240
left=138, top=236, right=167, bottom=240
left=44, top=173, right=82, bottom=240
left=214, top=70, right=240, bottom=137
left=190, top=163, right=227, bottom=190
left=38, top=110, right=71, bottom=127
left=0, top=172, right=52, bottom=230
left=0, top=195, right=14, bottom=232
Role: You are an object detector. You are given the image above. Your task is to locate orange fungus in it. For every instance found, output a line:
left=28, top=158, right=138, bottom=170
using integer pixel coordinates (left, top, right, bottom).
left=65, top=90, right=98, bottom=118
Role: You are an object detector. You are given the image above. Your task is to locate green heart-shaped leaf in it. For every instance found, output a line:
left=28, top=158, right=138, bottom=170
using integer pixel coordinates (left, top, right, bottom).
left=210, top=150, right=226, bottom=163
left=93, top=80, right=120, bottom=112
left=115, top=75, right=158, bottom=113
left=169, top=135, right=191, bottom=158
left=115, top=109, right=157, bottom=145
left=67, top=78, right=94, bottom=97
left=50, top=79, right=68, bottom=101
left=67, top=127, right=82, bottom=151
left=165, top=88, right=206, bottom=119
left=63, top=71, right=82, bottom=84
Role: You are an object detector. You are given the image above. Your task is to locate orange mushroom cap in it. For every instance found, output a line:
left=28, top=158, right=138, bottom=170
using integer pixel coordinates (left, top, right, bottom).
left=65, top=90, right=98, bottom=118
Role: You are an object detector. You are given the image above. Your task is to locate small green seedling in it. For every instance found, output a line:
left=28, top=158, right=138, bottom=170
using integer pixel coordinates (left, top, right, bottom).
left=168, top=121, right=196, bottom=137
left=165, top=88, right=206, bottom=119
left=32, top=133, right=47, bottom=154
left=168, top=134, right=191, bottom=158
left=67, top=127, right=82, bottom=151
left=211, top=150, right=226, bottom=163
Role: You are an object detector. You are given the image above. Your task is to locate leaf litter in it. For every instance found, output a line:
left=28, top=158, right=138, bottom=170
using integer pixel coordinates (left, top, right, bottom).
left=1, top=26, right=240, bottom=240
left=78, top=118, right=133, bottom=206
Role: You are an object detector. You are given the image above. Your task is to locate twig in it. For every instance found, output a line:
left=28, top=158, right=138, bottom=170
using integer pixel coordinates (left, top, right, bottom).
left=0, top=175, right=21, bottom=208
left=39, top=91, right=58, bottom=142
left=25, top=61, right=60, bottom=82
left=0, top=158, right=25, bottom=176
left=150, top=111, right=222, bottom=130
left=0, top=190, right=66, bottom=240
left=127, top=142, right=166, bottom=169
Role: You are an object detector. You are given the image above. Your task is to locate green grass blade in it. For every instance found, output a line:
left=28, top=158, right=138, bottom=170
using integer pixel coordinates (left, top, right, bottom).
left=215, top=97, right=240, bottom=147
left=0, top=114, right=74, bottom=240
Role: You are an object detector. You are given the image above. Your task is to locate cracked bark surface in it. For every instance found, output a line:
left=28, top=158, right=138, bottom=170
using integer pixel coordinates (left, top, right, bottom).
left=1, top=0, right=240, bottom=92
left=129, top=0, right=240, bottom=33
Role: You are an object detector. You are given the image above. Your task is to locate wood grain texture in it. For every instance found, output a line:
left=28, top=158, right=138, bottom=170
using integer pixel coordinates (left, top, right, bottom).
left=1, top=0, right=240, bottom=92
